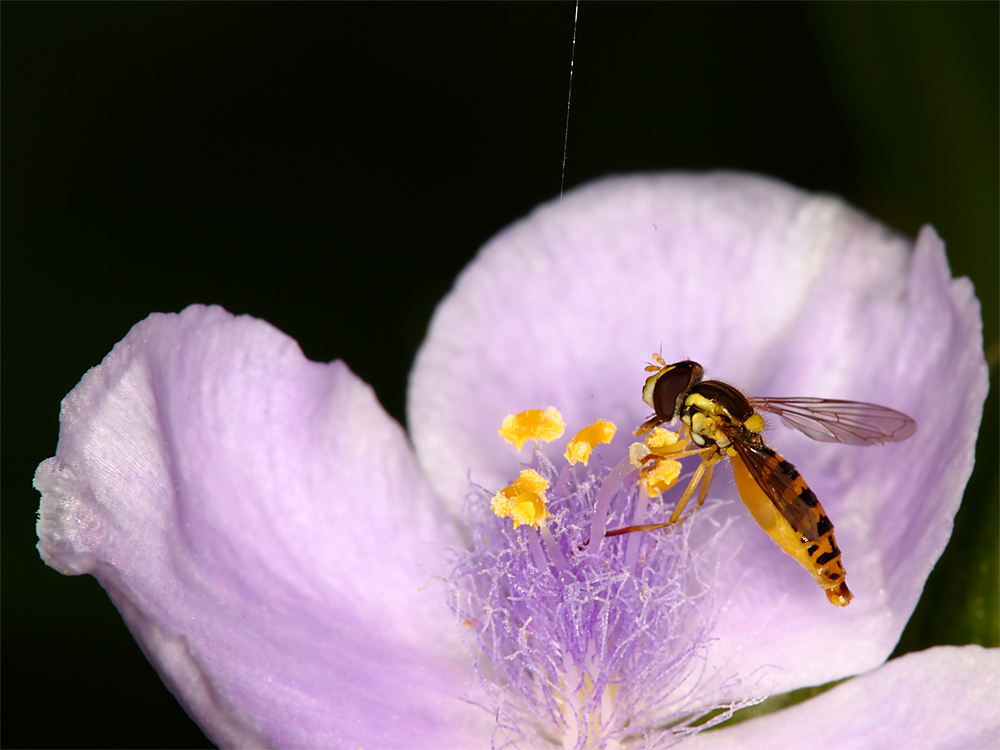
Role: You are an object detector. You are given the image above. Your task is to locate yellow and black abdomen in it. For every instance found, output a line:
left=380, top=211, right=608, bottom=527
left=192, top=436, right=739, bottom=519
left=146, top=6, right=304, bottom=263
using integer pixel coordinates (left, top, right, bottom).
left=729, top=442, right=853, bottom=607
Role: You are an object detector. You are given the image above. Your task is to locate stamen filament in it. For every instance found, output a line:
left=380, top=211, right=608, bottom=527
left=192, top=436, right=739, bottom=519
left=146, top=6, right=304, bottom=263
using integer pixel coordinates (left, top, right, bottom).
left=527, top=526, right=550, bottom=576
left=624, top=483, right=651, bottom=570
left=538, top=522, right=572, bottom=576
left=588, top=455, right=637, bottom=549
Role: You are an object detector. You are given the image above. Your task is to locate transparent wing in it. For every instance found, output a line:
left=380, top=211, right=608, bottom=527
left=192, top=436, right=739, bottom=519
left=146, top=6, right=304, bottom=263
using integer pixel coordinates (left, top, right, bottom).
left=749, top=397, right=917, bottom=446
left=725, top=430, right=820, bottom=541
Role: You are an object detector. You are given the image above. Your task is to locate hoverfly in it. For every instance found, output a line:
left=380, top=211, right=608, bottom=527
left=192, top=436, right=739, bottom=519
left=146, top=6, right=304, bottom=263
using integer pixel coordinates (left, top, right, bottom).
left=607, top=355, right=917, bottom=606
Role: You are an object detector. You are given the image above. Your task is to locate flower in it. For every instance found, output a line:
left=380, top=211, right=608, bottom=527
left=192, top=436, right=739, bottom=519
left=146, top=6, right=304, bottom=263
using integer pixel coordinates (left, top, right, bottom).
left=36, top=173, right=996, bottom=748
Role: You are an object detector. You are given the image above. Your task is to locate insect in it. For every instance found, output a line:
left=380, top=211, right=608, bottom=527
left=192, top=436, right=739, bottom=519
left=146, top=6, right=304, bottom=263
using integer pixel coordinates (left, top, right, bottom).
left=607, top=355, right=917, bottom=606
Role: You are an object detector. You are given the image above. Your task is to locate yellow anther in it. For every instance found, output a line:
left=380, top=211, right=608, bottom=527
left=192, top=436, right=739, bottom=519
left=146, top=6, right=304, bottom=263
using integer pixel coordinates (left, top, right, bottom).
left=642, top=457, right=682, bottom=498
left=499, top=407, right=566, bottom=451
left=564, top=419, right=617, bottom=466
left=491, top=469, right=550, bottom=529
left=629, top=441, right=653, bottom=468
left=628, top=427, right=687, bottom=497
left=645, top=426, right=681, bottom=450
left=629, top=427, right=687, bottom=468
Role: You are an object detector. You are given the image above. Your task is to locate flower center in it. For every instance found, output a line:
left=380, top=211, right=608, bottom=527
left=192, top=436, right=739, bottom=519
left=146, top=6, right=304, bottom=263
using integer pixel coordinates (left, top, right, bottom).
left=450, top=408, right=764, bottom=748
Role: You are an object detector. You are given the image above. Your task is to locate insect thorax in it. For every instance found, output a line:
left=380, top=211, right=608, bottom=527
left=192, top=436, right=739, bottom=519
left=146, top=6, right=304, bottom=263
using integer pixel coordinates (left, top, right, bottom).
left=681, top=381, right=762, bottom=449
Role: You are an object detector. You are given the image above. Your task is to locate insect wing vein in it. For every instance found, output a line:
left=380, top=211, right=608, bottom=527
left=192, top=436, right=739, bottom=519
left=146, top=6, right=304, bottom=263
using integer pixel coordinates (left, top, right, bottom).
left=725, top=429, right=821, bottom=542
left=749, top=397, right=917, bottom=446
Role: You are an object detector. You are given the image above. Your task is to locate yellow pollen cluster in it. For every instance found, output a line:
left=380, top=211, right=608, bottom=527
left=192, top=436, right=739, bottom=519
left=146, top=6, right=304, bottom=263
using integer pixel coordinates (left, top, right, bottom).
left=646, top=426, right=682, bottom=450
left=630, top=427, right=688, bottom=497
left=564, top=419, right=617, bottom=466
left=642, top=457, right=683, bottom=497
left=499, top=407, right=566, bottom=451
left=491, top=469, right=550, bottom=528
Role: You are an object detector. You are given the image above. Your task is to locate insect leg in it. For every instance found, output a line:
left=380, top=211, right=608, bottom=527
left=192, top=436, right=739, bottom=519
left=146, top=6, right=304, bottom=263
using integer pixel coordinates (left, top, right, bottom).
left=667, top=458, right=707, bottom=525
left=605, top=453, right=713, bottom=537
left=696, top=462, right=715, bottom=509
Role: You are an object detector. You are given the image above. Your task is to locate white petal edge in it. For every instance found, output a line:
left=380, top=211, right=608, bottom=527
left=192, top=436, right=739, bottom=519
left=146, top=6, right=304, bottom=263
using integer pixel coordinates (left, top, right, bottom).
left=687, top=645, right=1000, bottom=750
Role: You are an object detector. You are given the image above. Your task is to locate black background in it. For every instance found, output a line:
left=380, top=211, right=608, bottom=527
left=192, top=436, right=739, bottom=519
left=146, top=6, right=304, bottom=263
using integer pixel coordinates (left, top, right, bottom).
left=4, top=4, right=997, bottom=748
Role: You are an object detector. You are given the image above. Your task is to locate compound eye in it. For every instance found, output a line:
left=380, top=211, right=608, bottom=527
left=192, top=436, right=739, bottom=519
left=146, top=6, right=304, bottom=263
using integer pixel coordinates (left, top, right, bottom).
left=643, top=361, right=704, bottom=421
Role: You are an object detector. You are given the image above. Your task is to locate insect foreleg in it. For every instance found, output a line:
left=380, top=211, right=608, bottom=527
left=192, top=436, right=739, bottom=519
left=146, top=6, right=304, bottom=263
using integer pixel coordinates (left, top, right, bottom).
left=696, top=461, right=715, bottom=509
left=666, top=457, right=707, bottom=525
left=605, top=452, right=718, bottom=537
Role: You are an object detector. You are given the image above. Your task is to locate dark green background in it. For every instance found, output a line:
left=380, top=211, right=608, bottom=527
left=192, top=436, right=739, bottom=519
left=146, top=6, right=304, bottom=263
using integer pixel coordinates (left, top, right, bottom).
left=4, top=4, right=997, bottom=748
